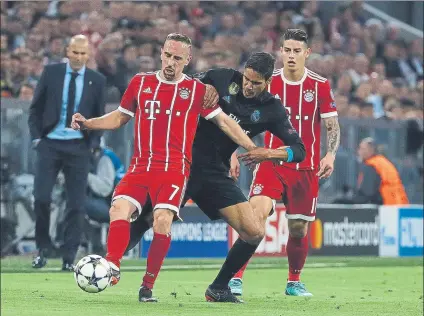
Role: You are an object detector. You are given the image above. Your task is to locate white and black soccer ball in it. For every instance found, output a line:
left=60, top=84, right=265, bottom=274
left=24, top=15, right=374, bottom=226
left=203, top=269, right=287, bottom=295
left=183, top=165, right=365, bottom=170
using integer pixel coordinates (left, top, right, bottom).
left=74, top=255, right=112, bottom=293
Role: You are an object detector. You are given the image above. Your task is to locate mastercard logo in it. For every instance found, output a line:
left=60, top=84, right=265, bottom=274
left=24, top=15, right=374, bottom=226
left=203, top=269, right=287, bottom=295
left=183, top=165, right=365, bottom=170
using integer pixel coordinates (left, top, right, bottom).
left=309, top=219, right=323, bottom=249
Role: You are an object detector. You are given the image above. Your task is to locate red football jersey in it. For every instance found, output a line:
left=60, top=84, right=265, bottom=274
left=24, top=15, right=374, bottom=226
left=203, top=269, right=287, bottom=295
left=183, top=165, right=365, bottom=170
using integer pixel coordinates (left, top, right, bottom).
left=265, top=68, right=338, bottom=170
left=119, top=72, right=222, bottom=176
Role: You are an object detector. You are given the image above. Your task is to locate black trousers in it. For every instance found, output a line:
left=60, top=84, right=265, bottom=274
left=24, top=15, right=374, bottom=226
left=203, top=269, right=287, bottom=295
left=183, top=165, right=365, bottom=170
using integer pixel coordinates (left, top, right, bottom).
left=33, top=138, right=90, bottom=263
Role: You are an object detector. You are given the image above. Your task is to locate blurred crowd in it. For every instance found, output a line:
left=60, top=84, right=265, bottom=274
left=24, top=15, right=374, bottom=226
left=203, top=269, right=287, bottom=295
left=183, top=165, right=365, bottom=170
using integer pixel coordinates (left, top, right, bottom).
left=1, top=1, right=423, bottom=207
left=1, top=1, right=423, bottom=122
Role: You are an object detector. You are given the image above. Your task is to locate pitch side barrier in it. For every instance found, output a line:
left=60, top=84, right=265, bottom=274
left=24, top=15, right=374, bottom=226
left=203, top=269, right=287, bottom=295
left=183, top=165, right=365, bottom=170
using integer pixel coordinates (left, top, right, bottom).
left=139, top=204, right=422, bottom=258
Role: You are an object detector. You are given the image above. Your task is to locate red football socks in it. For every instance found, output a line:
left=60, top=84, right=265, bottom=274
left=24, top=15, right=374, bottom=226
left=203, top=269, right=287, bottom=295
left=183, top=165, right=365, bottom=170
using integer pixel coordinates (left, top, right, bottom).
left=105, top=219, right=130, bottom=268
left=142, top=232, right=171, bottom=289
left=286, top=235, right=309, bottom=282
left=233, top=261, right=249, bottom=279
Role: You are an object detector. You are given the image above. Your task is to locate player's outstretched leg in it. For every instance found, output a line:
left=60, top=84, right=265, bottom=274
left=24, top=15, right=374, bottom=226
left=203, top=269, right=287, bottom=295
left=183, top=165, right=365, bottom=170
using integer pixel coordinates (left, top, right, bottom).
left=206, top=202, right=264, bottom=303
left=228, top=261, right=248, bottom=296
left=105, top=199, right=137, bottom=287
left=227, top=196, right=274, bottom=297
left=139, top=208, right=174, bottom=303
left=285, top=219, right=312, bottom=297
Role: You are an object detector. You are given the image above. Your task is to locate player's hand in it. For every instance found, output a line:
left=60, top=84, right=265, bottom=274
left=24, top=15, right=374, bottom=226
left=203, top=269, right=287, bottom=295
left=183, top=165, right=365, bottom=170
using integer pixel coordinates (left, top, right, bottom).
left=238, top=147, right=270, bottom=169
left=317, top=153, right=335, bottom=179
left=203, top=84, right=219, bottom=109
left=229, top=152, right=240, bottom=180
left=71, top=113, right=87, bottom=130
left=271, top=146, right=289, bottom=165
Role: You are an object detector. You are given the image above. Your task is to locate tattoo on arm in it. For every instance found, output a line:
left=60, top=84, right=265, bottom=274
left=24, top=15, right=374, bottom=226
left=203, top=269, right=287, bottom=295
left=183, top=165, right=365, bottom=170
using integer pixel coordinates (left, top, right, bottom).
left=324, top=116, right=340, bottom=156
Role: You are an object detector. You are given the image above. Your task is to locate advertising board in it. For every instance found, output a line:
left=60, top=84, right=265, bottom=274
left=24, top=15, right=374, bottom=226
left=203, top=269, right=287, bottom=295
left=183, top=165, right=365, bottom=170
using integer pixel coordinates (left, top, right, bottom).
left=379, top=205, right=423, bottom=257
left=140, top=206, right=228, bottom=258
left=309, top=205, right=380, bottom=256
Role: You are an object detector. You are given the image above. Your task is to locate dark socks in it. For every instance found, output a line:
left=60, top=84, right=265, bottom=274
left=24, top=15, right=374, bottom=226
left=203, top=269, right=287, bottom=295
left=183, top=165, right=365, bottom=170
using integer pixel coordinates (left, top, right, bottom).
left=211, top=238, right=258, bottom=289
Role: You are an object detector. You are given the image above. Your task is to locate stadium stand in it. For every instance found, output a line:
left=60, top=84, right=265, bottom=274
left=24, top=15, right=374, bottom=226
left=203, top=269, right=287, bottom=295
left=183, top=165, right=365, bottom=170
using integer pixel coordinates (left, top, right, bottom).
left=1, top=1, right=423, bottom=203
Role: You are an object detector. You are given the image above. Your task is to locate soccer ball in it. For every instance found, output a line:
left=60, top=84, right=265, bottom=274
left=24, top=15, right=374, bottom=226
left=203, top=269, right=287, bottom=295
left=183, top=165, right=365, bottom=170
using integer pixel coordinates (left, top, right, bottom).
left=74, top=255, right=112, bottom=293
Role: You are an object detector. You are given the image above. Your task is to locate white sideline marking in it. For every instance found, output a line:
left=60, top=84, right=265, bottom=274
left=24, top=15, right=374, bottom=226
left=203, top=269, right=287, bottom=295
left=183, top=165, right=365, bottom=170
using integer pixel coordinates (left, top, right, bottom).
left=15, top=262, right=348, bottom=272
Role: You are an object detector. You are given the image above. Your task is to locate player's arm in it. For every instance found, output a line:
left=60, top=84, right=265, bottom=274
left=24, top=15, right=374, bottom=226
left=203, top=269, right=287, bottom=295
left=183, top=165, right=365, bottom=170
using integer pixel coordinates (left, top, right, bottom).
left=238, top=105, right=305, bottom=167
left=203, top=85, right=219, bottom=109
left=229, top=151, right=241, bottom=180
left=317, top=115, right=340, bottom=178
left=266, top=118, right=306, bottom=163
left=71, top=74, right=141, bottom=130
left=209, top=112, right=257, bottom=151
left=323, top=116, right=340, bottom=158
left=71, top=109, right=132, bottom=130
left=260, top=102, right=306, bottom=162
left=317, top=81, right=340, bottom=178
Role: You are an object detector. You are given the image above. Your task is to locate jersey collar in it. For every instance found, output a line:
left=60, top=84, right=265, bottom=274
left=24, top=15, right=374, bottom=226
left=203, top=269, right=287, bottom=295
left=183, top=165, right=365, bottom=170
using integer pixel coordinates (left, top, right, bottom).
left=156, top=71, right=186, bottom=84
left=280, top=67, right=308, bottom=85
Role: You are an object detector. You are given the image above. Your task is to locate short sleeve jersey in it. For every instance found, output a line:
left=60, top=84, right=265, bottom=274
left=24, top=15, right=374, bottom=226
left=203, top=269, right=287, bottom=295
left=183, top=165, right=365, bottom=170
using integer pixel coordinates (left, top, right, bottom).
left=265, top=68, right=338, bottom=170
left=119, top=72, right=222, bottom=176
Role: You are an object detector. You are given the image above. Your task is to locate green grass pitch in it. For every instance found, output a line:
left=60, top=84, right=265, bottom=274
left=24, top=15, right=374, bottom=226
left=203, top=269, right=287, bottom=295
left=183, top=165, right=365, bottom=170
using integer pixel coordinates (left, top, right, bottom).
left=1, top=256, right=423, bottom=316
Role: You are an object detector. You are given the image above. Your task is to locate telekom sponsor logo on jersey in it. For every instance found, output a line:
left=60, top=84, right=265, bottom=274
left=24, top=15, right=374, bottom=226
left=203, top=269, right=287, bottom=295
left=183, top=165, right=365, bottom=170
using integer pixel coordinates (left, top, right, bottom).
left=144, top=100, right=187, bottom=120
left=266, top=68, right=338, bottom=171
left=145, top=100, right=160, bottom=120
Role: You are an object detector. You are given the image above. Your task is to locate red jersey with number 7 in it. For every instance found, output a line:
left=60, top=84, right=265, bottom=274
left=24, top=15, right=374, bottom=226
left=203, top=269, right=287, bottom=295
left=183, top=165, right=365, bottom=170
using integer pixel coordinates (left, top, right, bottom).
left=119, top=72, right=222, bottom=176
left=264, top=68, right=338, bottom=170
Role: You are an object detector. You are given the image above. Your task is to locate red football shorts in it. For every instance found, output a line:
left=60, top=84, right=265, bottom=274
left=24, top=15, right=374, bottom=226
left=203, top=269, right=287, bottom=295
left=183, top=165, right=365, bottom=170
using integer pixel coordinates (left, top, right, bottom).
left=112, top=171, right=187, bottom=220
left=249, top=161, right=318, bottom=221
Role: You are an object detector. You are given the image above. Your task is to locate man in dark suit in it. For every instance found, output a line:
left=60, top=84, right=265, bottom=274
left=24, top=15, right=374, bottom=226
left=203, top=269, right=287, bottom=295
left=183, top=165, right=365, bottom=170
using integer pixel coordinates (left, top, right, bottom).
left=28, top=34, right=106, bottom=270
left=408, top=38, right=423, bottom=81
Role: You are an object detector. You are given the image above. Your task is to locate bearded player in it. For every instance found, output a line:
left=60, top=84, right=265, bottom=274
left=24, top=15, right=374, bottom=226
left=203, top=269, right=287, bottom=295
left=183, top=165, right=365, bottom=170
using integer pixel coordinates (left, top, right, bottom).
left=71, top=33, right=259, bottom=302
left=230, top=29, right=340, bottom=297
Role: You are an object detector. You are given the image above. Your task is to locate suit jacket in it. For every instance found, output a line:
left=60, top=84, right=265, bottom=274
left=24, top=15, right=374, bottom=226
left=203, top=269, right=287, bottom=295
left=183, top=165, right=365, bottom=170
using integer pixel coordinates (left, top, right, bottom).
left=407, top=57, right=423, bottom=76
left=384, top=57, right=403, bottom=79
left=28, top=63, right=106, bottom=149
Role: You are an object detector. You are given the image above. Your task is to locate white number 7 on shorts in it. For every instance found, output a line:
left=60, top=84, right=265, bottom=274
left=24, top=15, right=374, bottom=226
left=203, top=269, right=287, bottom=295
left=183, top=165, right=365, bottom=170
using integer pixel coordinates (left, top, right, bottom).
left=169, top=184, right=180, bottom=200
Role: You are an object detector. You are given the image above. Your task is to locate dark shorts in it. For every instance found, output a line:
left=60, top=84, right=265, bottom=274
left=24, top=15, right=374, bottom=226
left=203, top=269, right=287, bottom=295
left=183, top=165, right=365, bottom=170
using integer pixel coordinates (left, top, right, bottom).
left=185, top=167, right=247, bottom=220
